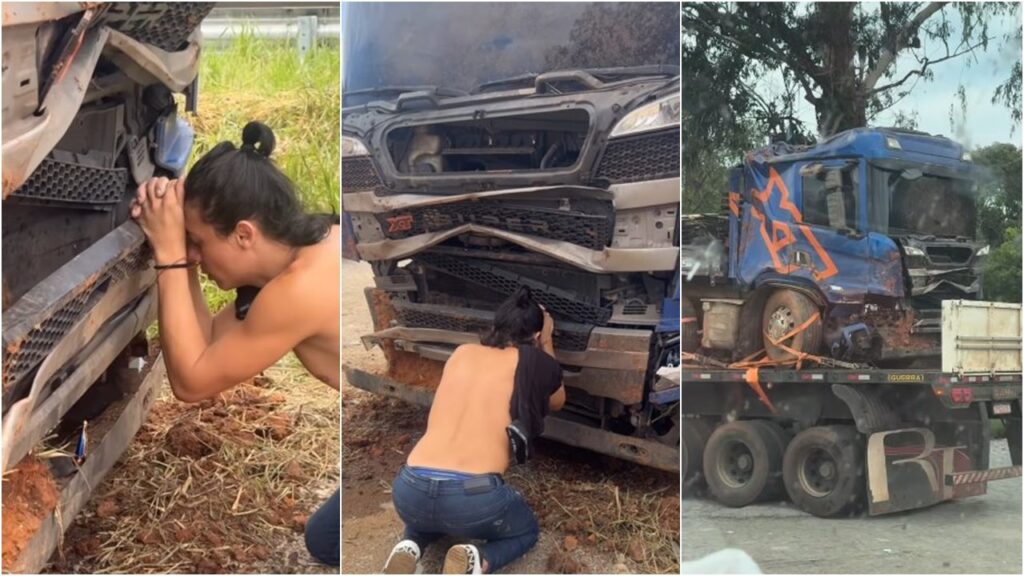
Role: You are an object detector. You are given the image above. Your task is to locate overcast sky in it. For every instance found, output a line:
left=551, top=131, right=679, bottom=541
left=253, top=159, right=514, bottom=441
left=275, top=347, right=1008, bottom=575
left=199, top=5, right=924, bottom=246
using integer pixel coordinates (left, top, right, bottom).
left=760, top=4, right=1022, bottom=149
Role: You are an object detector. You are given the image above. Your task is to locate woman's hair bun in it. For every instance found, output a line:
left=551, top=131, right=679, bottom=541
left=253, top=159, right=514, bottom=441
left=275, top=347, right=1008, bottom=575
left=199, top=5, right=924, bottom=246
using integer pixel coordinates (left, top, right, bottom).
left=514, top=285, right=533, bottom=307
left=241, top=121, right=275, bottom=158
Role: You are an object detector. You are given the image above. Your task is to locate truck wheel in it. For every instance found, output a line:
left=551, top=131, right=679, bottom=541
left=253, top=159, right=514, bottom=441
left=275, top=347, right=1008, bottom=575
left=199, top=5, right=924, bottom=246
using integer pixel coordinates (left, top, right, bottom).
left=762, top=289, right=822, bottom=361
left=755, top=420, right=791, bottom=499
left=703, top=420, right=784, bottom=507
left=783, top=426, right=864, bottom=517
left=682, top=418, right=712, bottom=492
left=681, top=298, right=700, bottom=353
left=1007, top=416, right=1022, bottom=467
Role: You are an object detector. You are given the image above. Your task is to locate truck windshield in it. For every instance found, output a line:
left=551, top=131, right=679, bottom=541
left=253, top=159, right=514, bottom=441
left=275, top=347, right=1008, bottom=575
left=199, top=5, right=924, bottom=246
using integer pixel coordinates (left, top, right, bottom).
left=341, top=3, right=679, bottom=95
left=867, top=166, right=977, bottom=238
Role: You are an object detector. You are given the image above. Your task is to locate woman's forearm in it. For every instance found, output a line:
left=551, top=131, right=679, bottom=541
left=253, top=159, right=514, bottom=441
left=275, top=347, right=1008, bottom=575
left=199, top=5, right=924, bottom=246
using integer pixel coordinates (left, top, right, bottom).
left=187, top=267, right=214, bottom=343
left=158, top=268, right=215, bottom=401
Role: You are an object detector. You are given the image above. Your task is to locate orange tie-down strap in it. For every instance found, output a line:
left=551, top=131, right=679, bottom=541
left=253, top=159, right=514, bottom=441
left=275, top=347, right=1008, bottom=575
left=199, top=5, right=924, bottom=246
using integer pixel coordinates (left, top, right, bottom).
left=744, top=367, right=776, bottom=414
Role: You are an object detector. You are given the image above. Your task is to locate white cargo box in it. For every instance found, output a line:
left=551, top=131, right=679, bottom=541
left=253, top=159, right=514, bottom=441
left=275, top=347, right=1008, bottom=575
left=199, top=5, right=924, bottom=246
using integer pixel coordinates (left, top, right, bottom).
left=942, top=300, right=1022, bottom=374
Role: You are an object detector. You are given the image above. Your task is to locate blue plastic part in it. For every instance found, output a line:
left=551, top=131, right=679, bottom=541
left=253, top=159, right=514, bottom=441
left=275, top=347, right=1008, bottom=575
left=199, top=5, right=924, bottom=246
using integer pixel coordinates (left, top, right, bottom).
left=154, top=113, right=194, bottom=176
left=648, top=386, right=679, bottom=405
left=657, top=280, right=680, bottom=333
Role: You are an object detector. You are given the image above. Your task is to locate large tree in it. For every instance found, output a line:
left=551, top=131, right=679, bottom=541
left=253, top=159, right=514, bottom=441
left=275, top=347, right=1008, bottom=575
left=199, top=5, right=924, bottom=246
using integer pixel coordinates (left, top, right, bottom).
left=682, top=2, right=1020, bottom=137
left=682, top=2, right=1021, bottom=212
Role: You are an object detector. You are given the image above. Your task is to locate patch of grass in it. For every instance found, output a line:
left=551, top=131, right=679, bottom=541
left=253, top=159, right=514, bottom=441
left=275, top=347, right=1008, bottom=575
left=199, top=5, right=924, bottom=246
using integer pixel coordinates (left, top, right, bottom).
left=992, top=418, right=1007, bottom=439
left=186, top=31, right=339, bottom=310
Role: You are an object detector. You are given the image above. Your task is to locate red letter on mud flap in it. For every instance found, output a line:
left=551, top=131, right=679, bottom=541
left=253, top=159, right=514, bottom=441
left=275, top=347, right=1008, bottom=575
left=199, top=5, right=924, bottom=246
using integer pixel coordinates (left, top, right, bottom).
left=864, top=426, right=942, bottom=502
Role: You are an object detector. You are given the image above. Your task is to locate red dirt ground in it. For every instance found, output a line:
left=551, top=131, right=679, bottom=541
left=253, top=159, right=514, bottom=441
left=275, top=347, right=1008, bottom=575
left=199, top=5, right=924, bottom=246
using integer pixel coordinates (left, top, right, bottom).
left=2, top=457, right=60, bottom=571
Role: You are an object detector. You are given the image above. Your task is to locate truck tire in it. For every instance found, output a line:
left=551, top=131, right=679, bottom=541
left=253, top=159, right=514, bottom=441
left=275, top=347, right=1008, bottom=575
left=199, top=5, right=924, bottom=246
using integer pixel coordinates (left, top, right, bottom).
left=682, top=298, right=700, bottom=353
left=783, top=425, right=864, bottom=517
left=682, top=418, right=712, bottom=492
left=762, top=289, right=822, bottom=361
left=757, top=420, right=791, bottom=495
left=703, top=420, right=784, bottom=507
left=1007, top=416, right=1022, bottom=467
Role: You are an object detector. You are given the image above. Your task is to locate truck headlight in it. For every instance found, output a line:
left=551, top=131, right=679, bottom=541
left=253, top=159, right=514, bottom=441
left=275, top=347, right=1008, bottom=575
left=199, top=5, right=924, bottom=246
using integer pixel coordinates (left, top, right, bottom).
left=904, top=245, right=925, bottom=256
left=342, top=135, right=370, bottom=157
left=609, top=93, right=680, bottom=138
left=885, top=136, right=902, bottom=150
left=976, top=245, right=990, bottom=256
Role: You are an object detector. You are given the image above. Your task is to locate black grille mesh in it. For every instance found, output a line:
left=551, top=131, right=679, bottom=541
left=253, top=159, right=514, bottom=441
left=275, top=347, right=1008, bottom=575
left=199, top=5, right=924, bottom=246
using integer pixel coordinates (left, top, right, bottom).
left=596, top=128, right=679, bottom=183
left=2, top=244, right=151, bottom=390
left=391, top=300, right=592, bottom=351
left=417, top=254, right=611, bottom=325
left=378, top=198, right=613, bottom=249
left=12, top=158, right=127, bottom=205
left=342, top=157, right=383, bottom=192
left=106, top=3, right=213, bottom=52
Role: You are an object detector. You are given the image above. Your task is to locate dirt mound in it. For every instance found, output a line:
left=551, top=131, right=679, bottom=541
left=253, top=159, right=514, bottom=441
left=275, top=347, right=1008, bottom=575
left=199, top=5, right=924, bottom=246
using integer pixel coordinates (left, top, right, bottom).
left=2, top=457, right=60, bottom=571
left=48, top=373, right=337, bottom=574
left=370, top=290, right=446, bottom=389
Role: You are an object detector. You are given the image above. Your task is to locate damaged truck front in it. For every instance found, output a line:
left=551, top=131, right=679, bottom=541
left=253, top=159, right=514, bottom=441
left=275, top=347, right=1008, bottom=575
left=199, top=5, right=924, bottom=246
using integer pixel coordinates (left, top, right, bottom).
left=2, top=3, right=211, bottom=571
left=682, top=127, right=989, bottom=364
left=341, top=69, right=682, bottom=471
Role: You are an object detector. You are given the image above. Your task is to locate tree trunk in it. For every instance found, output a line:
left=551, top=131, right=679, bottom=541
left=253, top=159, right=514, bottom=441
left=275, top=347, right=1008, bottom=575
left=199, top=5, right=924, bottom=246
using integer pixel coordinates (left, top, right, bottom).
left=812, top=3, right=866, bottom=136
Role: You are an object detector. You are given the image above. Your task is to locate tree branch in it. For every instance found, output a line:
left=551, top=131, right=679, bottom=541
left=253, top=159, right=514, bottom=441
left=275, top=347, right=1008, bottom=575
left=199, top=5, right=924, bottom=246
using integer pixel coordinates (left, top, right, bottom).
left=863, top=1, right=947, bottom=92
left=868, top=37, right=990, bottom=94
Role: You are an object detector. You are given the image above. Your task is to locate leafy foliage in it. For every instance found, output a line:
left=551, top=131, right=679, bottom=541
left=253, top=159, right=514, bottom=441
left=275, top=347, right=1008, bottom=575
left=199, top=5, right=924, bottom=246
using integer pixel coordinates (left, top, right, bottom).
left=983, top=228, right=1022, bottom=303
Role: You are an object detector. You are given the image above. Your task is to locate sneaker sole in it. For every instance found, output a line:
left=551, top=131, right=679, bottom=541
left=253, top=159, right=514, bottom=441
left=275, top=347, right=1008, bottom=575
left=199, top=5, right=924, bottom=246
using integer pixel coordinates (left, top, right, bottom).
left=442, top=546, right=470, bottom=574
left=384, top=551, right=418, bottom=574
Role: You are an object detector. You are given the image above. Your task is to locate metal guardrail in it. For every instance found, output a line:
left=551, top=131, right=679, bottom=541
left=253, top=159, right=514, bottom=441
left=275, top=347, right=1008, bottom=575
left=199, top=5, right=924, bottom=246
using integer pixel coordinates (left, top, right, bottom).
left=202, top=6, right=339, bottom=59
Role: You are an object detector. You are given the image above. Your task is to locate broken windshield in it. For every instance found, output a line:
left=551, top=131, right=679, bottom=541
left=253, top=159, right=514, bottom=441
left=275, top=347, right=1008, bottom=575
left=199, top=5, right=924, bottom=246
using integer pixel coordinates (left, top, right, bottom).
left=342, top=2, right=679, bottom=95
left=867, top=166, right=978, bottom=238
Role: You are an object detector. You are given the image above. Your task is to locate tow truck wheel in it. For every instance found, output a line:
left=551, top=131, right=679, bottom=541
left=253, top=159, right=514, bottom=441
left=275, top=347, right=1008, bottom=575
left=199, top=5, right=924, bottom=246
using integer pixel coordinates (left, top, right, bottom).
left=783, top=425, right=864, bottom=517
left=681, top=418, right=712, bottom=492
left=682, top=298, right=700, bottom=353
left=703, top=420, right=784, bottom=507
left=762, top=289, right=822, bottom=361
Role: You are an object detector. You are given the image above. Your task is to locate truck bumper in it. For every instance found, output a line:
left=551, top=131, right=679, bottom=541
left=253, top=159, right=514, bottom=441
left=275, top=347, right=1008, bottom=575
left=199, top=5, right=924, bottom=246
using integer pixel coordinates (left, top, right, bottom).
left=343, top=366, right=679, bottom=472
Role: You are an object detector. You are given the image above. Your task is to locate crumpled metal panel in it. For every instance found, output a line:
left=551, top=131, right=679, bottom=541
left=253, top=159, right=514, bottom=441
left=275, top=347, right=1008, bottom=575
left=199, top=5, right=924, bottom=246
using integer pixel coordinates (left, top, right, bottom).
left=733, top=161, right=903, bottom=303
left=2, top=223, right=150, bottom=403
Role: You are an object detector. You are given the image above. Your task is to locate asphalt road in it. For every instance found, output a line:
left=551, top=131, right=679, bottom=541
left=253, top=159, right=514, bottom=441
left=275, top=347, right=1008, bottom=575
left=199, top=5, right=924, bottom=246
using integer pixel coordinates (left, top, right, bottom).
left=682, top=439, right=1022, bottom=574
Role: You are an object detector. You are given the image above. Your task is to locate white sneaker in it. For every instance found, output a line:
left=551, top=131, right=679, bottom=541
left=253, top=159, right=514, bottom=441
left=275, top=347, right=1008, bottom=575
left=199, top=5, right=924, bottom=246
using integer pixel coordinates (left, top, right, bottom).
left=442, top=544, right=482, bottom=574
left=383, top=539, right=421, bottom=574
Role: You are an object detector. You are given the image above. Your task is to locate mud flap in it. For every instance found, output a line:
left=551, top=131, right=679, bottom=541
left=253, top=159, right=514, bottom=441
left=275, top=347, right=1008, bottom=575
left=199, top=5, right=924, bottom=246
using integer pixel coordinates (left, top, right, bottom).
left=865, top=427, right=998, bottom=515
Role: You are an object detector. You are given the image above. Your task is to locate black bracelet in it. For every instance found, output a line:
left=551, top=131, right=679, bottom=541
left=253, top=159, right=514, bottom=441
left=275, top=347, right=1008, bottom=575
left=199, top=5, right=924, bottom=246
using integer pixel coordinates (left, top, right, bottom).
left=153, top=260, right=195, bottom=270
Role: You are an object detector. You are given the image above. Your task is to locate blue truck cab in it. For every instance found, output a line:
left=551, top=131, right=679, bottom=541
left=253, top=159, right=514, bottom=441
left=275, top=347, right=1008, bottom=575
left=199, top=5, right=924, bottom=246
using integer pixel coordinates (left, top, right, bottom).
left=682, top=127, right=987, bottom=365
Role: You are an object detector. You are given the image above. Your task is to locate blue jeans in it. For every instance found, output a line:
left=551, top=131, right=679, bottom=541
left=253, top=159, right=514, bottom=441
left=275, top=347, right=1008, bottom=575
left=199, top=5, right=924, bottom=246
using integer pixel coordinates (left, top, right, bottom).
left=391, top=466, right=539, bottom=572
left=304, top=489, right=339, bottom=566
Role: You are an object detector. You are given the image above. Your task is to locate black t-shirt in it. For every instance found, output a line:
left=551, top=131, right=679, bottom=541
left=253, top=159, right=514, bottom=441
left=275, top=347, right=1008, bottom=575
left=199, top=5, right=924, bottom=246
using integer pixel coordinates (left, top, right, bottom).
left=509, top=345, right=563, bottom=440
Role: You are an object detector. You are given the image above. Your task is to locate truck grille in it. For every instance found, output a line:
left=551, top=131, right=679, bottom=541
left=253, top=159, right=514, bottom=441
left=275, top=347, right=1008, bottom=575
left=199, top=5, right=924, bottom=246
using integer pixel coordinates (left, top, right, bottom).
left=377, top=198, right=613, bottom=250
left=417, top=254, right=612, bottom=326
left=596, top=128, right=679, bottom=183
left=342, top=157, right=384, bottom=192
left=2, top=244, right=150, bottom=394
left=105, top=2, right=214, bottom=52
left=926, top=246, right=974, bottom=265
left=11, top=158, right=127, bottom=206
left=391, top=300, right=592, bottom=351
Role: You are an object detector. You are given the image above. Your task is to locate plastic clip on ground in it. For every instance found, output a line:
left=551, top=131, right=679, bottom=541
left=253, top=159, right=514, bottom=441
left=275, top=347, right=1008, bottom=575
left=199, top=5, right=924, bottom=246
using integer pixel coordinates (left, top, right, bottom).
left=74, top=420, right=88, bottom=465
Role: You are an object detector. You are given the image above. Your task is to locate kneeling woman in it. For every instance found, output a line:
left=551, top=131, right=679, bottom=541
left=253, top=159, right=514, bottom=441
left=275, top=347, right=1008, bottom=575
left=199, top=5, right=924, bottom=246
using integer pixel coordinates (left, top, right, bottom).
left=132, top=122, right=340, bottom=566
left=384, top=287, right=565, bottom=574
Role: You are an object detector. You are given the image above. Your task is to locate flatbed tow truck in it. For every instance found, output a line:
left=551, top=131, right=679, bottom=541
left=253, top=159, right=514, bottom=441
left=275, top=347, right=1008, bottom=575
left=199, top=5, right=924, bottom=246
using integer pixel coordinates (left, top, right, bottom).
left=680, top=299, right=1022, bottom=517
